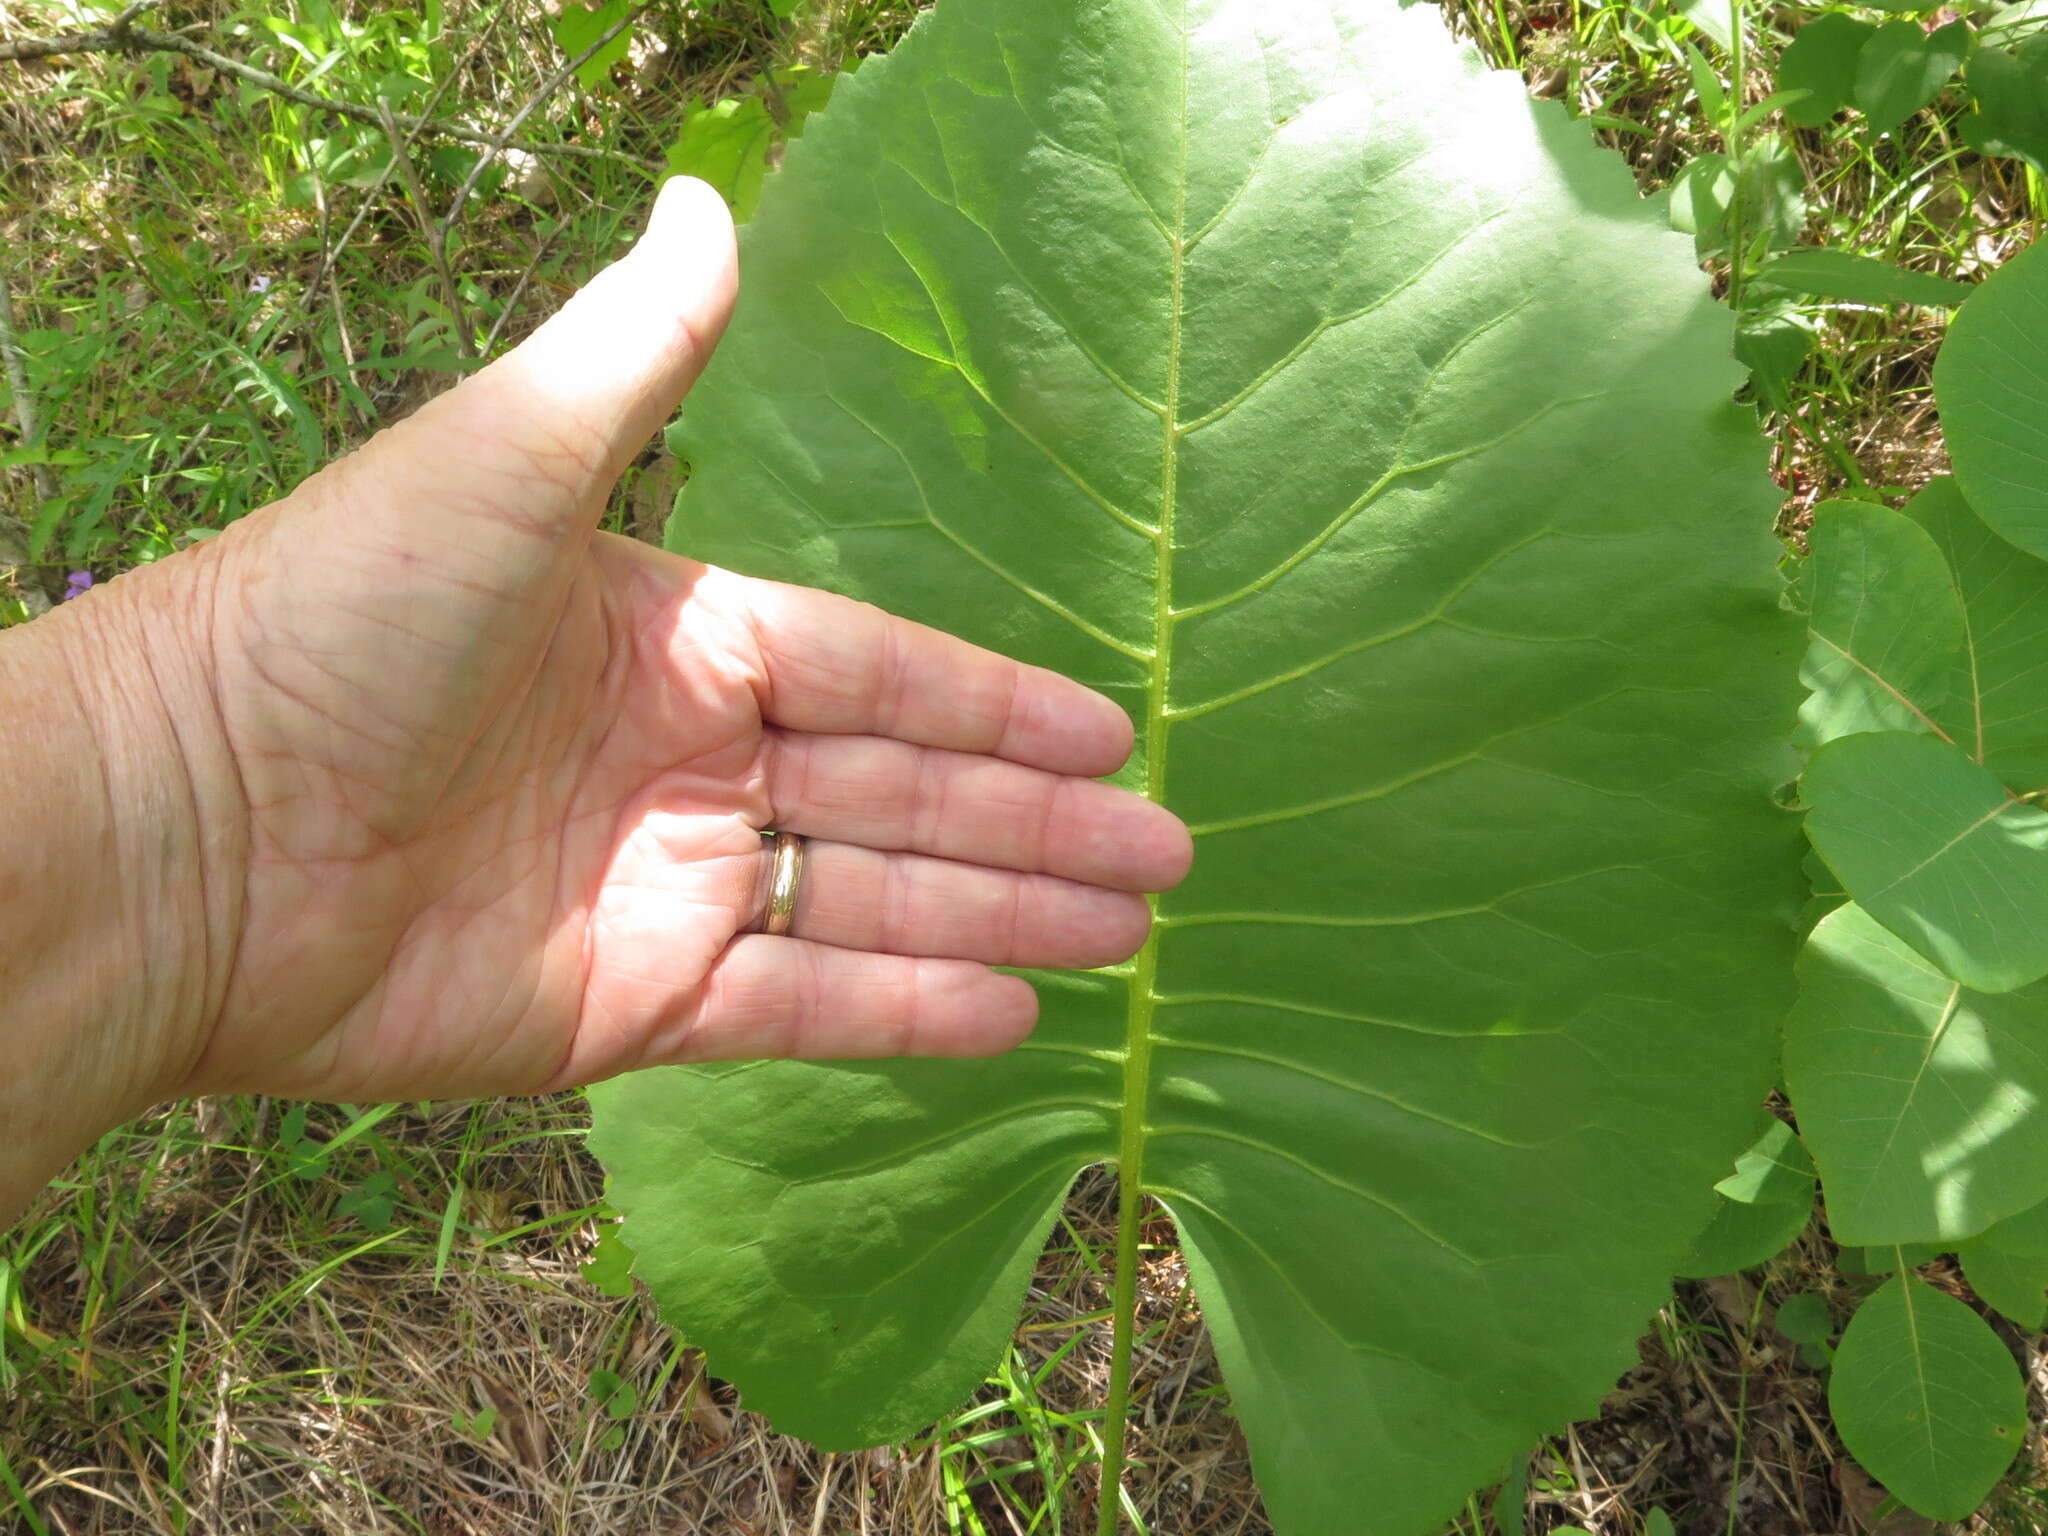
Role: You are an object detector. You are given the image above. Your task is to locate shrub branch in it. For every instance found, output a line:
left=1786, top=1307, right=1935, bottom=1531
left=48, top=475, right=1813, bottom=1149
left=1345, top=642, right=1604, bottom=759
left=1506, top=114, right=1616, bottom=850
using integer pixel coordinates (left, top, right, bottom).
left=0, top=268, right=61, bottom=613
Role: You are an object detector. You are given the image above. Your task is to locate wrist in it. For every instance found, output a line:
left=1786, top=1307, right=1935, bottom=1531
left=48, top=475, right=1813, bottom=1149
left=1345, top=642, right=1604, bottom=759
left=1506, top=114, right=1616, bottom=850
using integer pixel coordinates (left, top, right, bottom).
left=0, top=542, right=247, bottom=1222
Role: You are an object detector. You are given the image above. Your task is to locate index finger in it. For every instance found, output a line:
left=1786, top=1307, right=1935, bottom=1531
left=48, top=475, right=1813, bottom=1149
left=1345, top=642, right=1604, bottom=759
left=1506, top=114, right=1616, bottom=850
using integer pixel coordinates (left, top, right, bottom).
left=707, top=568, right=1136, bottom=777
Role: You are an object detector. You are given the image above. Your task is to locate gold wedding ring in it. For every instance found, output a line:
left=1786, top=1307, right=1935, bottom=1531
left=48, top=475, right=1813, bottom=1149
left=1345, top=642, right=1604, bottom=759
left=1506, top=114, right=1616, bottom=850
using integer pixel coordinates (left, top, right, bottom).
left=761, top=830, right=806, bottom=937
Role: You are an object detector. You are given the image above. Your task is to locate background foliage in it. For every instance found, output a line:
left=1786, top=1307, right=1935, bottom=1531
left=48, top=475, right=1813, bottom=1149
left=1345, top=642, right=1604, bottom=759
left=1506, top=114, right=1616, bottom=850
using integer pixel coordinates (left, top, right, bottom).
left=4, top=0, right=2048, bottom=1533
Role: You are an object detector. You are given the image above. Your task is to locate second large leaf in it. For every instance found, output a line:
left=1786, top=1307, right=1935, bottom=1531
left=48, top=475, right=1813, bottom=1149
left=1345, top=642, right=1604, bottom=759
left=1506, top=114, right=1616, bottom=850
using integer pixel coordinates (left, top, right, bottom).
left=590, top=1, right=1803, bottom=1530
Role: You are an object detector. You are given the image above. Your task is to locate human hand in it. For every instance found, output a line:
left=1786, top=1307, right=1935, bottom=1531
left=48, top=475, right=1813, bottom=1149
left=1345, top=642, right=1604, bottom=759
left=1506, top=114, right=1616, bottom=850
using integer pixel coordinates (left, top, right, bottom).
left=46, top=177, right=1190, bottom=1113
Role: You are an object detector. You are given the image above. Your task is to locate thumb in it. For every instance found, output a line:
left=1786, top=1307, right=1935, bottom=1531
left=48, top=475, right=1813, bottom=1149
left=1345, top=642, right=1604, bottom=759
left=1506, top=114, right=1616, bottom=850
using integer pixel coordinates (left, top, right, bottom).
left=307, top=175, right=737, bottom=563
left=232, top=177, right=737, bottom=755
left=436, top=174, right=739, bottom=498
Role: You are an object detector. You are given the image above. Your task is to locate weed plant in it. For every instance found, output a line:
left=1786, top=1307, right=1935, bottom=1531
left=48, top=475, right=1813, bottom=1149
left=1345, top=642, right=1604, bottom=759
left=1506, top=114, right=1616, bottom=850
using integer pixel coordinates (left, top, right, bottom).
left=3, top=0, right=2046, bottom=1532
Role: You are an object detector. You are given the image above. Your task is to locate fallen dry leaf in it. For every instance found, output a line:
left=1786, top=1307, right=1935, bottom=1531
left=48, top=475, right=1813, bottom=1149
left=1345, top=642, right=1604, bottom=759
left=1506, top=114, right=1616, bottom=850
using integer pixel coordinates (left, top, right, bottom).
left=1836, top=1462, right=1937, bottom=1536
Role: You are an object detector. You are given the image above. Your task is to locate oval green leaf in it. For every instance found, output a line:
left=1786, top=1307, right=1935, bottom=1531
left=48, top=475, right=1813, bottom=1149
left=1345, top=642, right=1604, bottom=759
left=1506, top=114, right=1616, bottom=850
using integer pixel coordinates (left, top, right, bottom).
left=1775, top=1291, right=1835, bottom=1344
left=1804, top=731, right=2048, bottom=994
left=1779, top=14, right=1878, bottom=127
left=1960, top=1241, right=2048, bottom=1330
left=1830, top=1273, right=2025, bottom=1520
left=590, top=1, right=1802, bottom=1530
left=1786, top=903, right=2048, bottom=1245
left=1903, top=477, right=2048, bottom=789
left=1961, top=36, right=2048, bottom=176
left=1937, top=239, right=2048, bottom=559
left=1797, top=500, right=1963, bottom=747
left=1854, top=18, right=1971, bottom=136
left=1974, top=1195, right=2048, bottom=1257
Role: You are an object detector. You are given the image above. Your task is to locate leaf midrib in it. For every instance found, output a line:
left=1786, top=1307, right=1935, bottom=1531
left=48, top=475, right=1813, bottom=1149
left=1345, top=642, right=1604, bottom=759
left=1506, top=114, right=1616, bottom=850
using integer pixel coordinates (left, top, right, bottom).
left=1894, top=1269, right=1944, bottom=1483
left=1120, top=4, right=1192, bottom=1231
left=1098, top=12, right=1190, bottom=1520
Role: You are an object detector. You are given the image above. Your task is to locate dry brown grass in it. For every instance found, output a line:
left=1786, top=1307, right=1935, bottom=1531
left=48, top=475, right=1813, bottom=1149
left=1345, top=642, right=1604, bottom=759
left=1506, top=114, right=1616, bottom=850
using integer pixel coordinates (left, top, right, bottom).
left=4, top=1099, right=1276, bottom=1536
left=13, top=1089, right=2048, bottom=1535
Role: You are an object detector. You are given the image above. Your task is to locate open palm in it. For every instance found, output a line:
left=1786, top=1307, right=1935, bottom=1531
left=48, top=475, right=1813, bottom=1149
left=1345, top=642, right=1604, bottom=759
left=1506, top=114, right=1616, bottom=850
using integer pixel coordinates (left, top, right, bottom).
left=171, top=179, right=1188, bottom=1105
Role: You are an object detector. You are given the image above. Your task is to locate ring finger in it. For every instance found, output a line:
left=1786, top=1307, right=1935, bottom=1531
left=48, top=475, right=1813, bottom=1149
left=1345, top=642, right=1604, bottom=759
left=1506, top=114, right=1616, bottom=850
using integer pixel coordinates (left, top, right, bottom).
left=763, top=730, right=1192, bottom=893
left=753, top=838, right=1153, bottom=970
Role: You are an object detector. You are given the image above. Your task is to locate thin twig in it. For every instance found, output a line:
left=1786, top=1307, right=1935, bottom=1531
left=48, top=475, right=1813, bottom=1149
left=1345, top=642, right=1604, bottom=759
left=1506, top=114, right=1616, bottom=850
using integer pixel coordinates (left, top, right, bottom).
left=104, top=0, right=163, bottom=38
left=0, top=271, right=54, bottom=504
left=293, top=0, right=512, bottom=322
left=437, top=0, right=654, bottom=240
left=0, top=267, right=60, bottom=612
left=0, top=21, right=652, bottom=169
left=373, top=98, right=476, bottom=361
left=478, top=224, right=568, bottom=358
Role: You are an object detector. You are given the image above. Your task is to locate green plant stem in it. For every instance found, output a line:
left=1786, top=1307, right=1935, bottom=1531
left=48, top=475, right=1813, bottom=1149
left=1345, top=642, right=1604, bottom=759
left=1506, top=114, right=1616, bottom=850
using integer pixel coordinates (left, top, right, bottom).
left=1724, top=0, right=1751, bottom=314
left=1723, top=1285, right=1764, bottom=1536
left=1098, top=1031, right=1146, bottom=1536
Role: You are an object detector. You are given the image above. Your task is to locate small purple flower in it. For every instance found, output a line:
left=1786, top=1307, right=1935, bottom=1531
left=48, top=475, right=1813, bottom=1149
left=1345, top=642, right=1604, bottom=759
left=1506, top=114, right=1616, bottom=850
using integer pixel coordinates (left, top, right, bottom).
left=63, top=571, right=94, bottom=601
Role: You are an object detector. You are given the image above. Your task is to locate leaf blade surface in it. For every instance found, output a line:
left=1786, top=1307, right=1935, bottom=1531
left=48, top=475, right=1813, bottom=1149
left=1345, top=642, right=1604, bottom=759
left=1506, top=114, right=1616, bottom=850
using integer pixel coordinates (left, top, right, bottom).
left=1936, top=240, right=2048, bottom=560
left=1902, top=477, right=2048, bottom=785
left=1803, top=731, right=2048, bottom=993
left=1830, top=1272, right=2025, bottom=1520
left=1779, top=13, right=1877, bottom=127
left=1797, top=499, right=1964, bottom=747
left=1677, top=1118, right=1816, bottom=1278
left=1960, top=1240, right=2048, bottom=1329
left=1853, top=18, right=1970, bottom=135
left=1785, top=902, right=2048, bottom=1244
left=1756, top=248, right=1970, bottom=308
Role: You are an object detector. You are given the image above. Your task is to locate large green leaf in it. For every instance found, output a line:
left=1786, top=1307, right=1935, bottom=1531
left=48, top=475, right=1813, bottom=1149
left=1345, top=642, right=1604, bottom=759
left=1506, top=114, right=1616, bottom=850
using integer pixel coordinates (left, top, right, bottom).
left=548, top=0, right=633, bottom=90
left=588, top=1, right=1801, bottom=1529
left=1785, top=903, right=2048, bottom=1244
left=1803, top=731, right=2048, bottom=993
left=1937, top=239, right=2048, bottom=559
left=1964, top=1192, right=2048, bottom=1325
left=664, top=67, right=847, bottom=222
left=1974, top=1194, right=2048, bottom=1256
left=1792, top=477, right=2048, bottom=1242
left=1829, top=1272, right=2025, bottom=1520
